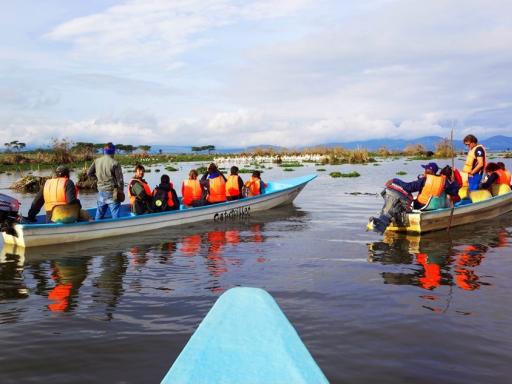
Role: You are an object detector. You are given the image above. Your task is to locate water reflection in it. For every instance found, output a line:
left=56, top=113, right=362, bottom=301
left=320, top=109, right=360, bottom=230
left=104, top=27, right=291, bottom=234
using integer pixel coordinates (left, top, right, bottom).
left=0, top=222, right=268, bottom=318
left=368, top=223, right=511, bottom=312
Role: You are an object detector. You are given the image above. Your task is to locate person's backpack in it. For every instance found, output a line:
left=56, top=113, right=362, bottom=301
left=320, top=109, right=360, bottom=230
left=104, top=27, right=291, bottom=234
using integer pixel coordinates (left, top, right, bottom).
left=152, top=187, right=169, bottom=211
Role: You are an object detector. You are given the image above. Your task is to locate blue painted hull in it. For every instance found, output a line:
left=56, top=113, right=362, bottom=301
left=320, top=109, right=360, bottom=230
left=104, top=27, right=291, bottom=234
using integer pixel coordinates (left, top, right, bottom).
left=161, top=287, right=328, bottom=384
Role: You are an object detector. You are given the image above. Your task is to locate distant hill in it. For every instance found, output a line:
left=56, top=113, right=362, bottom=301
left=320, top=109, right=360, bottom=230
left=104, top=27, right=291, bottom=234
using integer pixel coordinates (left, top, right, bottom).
left=321, top=135, right=512, bottom=151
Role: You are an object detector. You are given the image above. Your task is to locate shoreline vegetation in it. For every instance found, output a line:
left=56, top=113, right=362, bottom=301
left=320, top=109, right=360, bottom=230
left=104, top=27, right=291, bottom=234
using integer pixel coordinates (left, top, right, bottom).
left=2, top=138, right=512, bottom=174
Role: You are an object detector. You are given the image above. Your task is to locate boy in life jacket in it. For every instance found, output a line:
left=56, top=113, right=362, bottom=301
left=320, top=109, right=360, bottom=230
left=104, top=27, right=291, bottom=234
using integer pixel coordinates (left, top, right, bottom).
left=244, top=170, right=267, bottom=197
left=152, top=174, right=180, bottom=212
left=391, top=162, right=459, bottom=210
left=201, top=163, right=227, bottom=204
left=182, top=169, right=205, bottom=207
left=26, top=165, right=82, bottom=223
left=128, top=164, right=153, bottom=215
left=462, top=134, right=486, bottom=190
left=225, top=166, right=244, bottom=201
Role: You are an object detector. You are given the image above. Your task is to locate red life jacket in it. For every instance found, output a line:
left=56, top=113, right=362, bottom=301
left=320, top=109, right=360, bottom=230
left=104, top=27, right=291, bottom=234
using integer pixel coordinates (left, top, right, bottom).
left=182, top=179, right=203, bottom=205
left=128, top=178, right=152, bottom=205
left=207, top=176, right=226, bottom=203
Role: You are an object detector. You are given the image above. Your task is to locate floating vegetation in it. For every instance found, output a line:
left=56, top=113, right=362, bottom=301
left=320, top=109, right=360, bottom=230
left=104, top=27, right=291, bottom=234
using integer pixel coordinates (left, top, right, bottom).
left=155, top=169, right=161, bottom=172
left=76, top=171, right=97, bottom=191
left=504, top=153, right=512, bottom=158
left=283, top=168, right=295, bottom=172
left=345, top=192, right=378, bottom=196
left=396, top=171, right=407, bottom=175
left=239, top=169, right=257, bottom=174
left=196, top=166, right=207, bottom=174
left=279, top=162, right=303, bottom=168
left=165, top=166, right=179, bottom=172
left=330, top=171, right=360, bottom=178
left=10, top=175, right=50, bottom=193
left=316, top=168, right=326, bottom=171
left=373, top=163, right=381, bottom=166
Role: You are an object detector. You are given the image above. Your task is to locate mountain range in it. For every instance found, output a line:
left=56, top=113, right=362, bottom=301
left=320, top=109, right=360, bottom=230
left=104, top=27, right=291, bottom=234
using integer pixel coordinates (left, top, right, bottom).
left=151, top=135, right=512, bottom=153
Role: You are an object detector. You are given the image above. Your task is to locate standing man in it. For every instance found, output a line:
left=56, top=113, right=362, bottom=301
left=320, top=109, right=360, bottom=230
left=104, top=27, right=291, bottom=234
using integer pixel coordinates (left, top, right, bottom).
left=462, top=134, right=486, bottom=191
left=87, top=142, right=124, bottom=220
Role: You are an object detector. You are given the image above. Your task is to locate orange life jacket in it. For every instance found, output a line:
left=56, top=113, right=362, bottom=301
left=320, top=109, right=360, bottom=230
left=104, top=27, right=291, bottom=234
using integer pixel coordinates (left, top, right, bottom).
left=207, top=176, right=226, bottom=203
left=225, top=175, right=241, bottom=197
left=43, top=177, right=76, bottom=212
left=463, top=144, right=486, bottom=173
left=182, top=179, right=203, bottom=205
left=417, top=174, right=446, bottom=205
left=245, top=177, right=262, bottom=196
left=128, top=178, right=152, bottom=205
left=496, top=169, right=511, bottom=185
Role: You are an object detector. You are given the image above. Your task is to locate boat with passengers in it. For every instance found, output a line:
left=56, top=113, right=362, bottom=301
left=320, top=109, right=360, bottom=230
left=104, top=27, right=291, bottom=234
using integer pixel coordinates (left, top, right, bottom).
left=0, top=175, right=316, bottom=248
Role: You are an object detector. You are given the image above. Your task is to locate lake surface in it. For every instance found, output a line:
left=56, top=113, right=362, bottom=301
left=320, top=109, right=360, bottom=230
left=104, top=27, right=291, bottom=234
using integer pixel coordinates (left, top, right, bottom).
left=1, top=158, right=512, bottom=383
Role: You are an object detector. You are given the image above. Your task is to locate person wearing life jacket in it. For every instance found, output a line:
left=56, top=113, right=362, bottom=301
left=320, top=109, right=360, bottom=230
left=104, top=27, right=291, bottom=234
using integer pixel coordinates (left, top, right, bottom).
left=462, top=134, right=486, bottom=191
left=244, top=170, right=267, bottom=197
left=182, top=169, right=205, bottom=207
left=497, top=162, right=511, bottom=186
left=225, top=166, right=244, bottom=201
left=128, top=164, right=153, bottom=215
left=390, top=162, right=459, bottom=210
left=200, top=163, right=227, bottom=204
left=479, top=162, right=511, bottom=194
left=26, top=165, right=81, bottom=223
left=151, top=174, right=180, bottom=212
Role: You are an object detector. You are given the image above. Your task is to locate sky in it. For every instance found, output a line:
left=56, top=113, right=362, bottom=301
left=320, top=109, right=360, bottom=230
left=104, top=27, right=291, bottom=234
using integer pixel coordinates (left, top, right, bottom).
left=1, top=0, right=511, bottom=148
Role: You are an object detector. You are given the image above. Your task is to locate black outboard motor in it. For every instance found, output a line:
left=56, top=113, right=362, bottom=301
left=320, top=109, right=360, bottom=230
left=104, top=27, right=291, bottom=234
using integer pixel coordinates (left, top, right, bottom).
left=0, top=193, right=21, bottom=236
left=369, top=183, right=413, bottom=234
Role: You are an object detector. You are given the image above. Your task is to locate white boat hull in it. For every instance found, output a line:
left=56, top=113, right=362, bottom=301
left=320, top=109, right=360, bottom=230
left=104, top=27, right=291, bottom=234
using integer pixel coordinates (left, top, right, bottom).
left=2, top=175, right=315, bottom=247
left=386, top=190, right=512, bottom=233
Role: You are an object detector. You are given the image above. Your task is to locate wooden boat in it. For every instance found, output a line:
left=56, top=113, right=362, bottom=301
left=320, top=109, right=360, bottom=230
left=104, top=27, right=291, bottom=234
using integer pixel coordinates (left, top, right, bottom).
left=2, top=175, right=316, bottom=248
left=161, top=287, right=328, bottom=384
left=369, top=190, right=512, bottom=234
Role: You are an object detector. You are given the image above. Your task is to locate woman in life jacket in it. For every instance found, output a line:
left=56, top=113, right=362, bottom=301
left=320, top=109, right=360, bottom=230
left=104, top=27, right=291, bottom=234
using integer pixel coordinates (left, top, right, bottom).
left=201, top=163, right=227, bottom=204
left=26, top=165, right=82, bottom=223
left=128, top=164, right=153, bottom=215
left=479, top=162, right=512, bottom=195
left=243, top=170, right=267, bottom=197
left=182, top=169, right=205, bottom=207
left=152, top=174, right=180, bottom=211
left=225, top=166, right=244, bottom=201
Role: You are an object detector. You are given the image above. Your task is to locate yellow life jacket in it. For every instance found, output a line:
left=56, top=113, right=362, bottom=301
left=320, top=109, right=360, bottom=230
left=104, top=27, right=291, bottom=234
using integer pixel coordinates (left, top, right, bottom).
left=470, top=189, right=492, bottom=203
left=225, top=175, right=241, bottom=197
left=417, top=175, right=446, bottom=205
left=463, top=144, right=486, bottom=173
left=43, top=177, right=71, bottom=212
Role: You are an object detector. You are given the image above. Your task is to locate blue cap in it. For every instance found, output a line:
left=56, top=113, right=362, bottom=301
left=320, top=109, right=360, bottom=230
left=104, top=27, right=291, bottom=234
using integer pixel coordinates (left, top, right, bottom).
left=421, top=162, right=439, bottom=173
left=104, top=143, right=116, bottom=155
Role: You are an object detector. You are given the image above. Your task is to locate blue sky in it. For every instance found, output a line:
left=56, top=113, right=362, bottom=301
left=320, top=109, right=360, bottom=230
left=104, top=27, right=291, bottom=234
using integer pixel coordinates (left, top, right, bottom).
left=1, top=0, right=511, bottom=147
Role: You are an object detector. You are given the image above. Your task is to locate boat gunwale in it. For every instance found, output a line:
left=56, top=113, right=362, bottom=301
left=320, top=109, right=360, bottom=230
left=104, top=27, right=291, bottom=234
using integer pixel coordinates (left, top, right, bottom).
left=17, top=174, right=317, bottom=230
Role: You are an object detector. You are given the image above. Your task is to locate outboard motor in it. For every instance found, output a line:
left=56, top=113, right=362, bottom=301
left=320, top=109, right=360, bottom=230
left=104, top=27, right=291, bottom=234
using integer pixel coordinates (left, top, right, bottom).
left=369, top=183, right=413, bottom=234
left=0, top=193, right=21, bottom=236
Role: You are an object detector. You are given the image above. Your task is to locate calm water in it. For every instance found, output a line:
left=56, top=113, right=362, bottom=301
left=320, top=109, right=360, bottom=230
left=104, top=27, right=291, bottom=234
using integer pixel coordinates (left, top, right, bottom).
left=1, top=158, right=512, bottom=383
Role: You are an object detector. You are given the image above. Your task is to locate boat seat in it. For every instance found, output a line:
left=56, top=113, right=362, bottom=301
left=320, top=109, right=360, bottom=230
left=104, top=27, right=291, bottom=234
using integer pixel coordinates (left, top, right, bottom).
left=417, top=192, right=448, bottom=212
